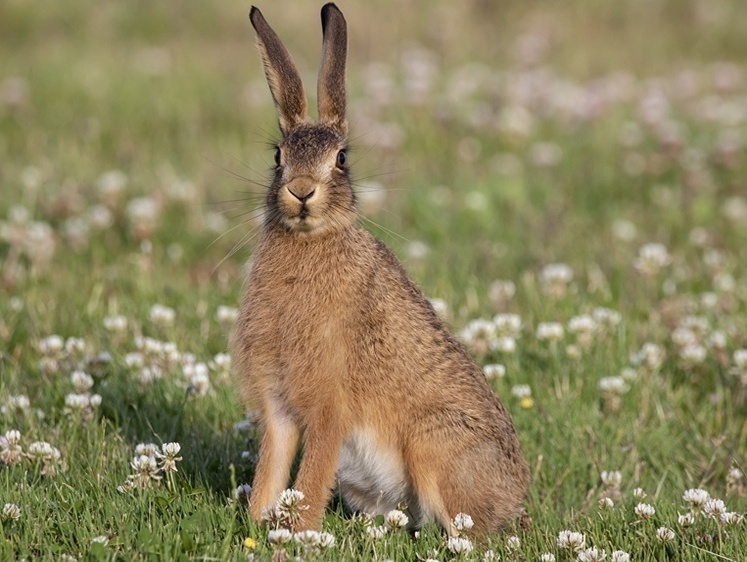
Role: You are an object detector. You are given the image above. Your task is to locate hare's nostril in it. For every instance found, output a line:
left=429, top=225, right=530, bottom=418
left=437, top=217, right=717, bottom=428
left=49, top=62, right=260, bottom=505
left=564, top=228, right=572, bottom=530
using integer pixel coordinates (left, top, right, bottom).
left=288, top=187, right=316, bottom=203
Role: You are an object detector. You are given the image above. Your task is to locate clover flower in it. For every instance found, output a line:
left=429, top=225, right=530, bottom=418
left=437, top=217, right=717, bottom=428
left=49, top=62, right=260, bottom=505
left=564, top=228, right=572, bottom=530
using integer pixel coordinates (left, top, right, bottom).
left=678, top=512, right=696, bottom=527
left=557, top=530, right=586, bottom=552
left=366, top=525, right=387, bottom=540
left=634, top=243, right=671, bottom=276
left=682, top=488, right=710, bottom=511
left=453, top=512, right=474, bottom=533
left=540, top=263, right=574, bottom=298
left=1, top=503, right=21, bottom=522
left=703, top=498, right=726, bottom=519
left=149, top=304, right=175, bottom=327
left=483, top=364, right=506, bottom=380
left=656, top=527, right=675, bottom=542
left=537, top=322, right=564, bottom=342
left=540, top=554, right=556, bottom=562
left=0, top=430, right=24, bottom=466
left=27, top=441, right=62, bottom=476
left=384, top=509, right=409, bottom=530
left=157, top=442, right=183, bottom=473
left=577, top=547, right=607, bottom=562
left=720, top=512, right=744, bottom=526
left=505, top=535, right=521, bottom=552
left=128, top=454, right=162, bottom=488
left=267, top=528, right=292, bottom=545
left=635, top=503, right=655, bottom=519
left=447, top=536, right=473, bottom=555
left=610, top=551, right=630, bottom=562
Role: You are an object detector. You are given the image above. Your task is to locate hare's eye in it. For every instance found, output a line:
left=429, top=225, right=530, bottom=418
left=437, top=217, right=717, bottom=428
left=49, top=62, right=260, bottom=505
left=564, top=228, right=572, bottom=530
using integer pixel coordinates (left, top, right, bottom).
left=336, top=150, right=347, bottom=169
left=273, top=147, right=281, bottom=166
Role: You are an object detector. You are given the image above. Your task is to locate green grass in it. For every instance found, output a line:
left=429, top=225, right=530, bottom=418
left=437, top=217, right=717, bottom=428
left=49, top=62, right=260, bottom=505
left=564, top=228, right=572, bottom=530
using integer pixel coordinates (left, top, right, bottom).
left=2, top=0, right=747, bottom=560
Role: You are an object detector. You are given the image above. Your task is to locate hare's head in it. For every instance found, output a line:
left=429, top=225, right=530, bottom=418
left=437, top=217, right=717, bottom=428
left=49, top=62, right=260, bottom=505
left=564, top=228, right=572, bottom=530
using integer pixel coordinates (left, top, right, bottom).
left=250, top=3, right=356, bottom=236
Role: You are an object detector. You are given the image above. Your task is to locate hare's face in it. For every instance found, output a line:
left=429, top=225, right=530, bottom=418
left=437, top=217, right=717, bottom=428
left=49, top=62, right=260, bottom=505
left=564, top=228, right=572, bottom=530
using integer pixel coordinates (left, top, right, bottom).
left=271, top=124, right=356, bottom=235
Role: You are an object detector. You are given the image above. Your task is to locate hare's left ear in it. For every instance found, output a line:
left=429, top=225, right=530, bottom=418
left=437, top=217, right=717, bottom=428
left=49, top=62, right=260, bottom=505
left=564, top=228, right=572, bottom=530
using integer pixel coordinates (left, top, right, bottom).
left=317, top=3, right=348, bottom=135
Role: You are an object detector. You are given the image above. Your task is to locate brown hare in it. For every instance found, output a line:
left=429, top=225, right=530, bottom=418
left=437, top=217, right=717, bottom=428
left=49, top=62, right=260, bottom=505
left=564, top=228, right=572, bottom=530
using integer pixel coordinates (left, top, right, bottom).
left=232, top=2, right=530, bottom=535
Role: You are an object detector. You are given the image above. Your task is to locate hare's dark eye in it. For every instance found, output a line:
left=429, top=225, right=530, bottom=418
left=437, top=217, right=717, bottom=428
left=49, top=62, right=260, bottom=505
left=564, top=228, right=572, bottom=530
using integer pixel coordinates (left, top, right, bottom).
left=336, top=150, right=347, bottom=169
left=273, top=147, right=281, bottom=167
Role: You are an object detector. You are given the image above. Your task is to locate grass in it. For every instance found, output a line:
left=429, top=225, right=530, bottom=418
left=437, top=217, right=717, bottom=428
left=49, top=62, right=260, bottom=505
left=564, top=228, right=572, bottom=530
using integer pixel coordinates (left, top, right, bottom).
left=2, top=0, right=747, bottom=560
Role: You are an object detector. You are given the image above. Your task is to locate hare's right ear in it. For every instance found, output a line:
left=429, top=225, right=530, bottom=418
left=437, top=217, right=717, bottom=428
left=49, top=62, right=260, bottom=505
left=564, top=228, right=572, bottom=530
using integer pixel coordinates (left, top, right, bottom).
left=249, top=6, right=308, bottom=136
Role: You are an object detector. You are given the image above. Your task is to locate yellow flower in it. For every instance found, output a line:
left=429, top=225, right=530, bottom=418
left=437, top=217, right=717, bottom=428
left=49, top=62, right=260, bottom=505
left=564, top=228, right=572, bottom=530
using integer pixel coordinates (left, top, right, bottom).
left=520, top=397, right=535, bottom=409
left=243, top=537, right=257, bottom=550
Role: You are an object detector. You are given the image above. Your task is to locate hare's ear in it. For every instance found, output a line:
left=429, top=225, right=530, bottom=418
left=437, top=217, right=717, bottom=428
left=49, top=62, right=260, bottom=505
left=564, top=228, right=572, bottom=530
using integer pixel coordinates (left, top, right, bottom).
left=249, top=6, right=308, bottom=136
left=317, top=3, right=347, bottom=135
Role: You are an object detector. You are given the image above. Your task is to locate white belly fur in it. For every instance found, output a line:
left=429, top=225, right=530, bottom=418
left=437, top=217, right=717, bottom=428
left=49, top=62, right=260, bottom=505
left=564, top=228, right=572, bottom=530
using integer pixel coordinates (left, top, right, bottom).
left=337, top=429, right=408, bottom=516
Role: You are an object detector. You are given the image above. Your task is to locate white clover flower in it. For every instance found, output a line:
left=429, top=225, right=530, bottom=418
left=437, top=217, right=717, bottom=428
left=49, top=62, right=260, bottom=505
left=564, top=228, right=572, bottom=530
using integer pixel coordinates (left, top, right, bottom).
left=453, top=512, right=474, bottom=533
left=2, top=503, right=21, bottom=521
left=157, top=442, right=182, bottom=473
left=481, top=550, right=497, bottom=562
left=633, top=487, right=647, bottom=499
left=428, top=298, right=449, bottom=319
left=598, top=497, right=615, bottom=509
left=678, top=512, right=695, bottom=527
left=598, top=377, right=629, bottom=395
left=537, top=322, right=564, bottom=342
left=483, top=364, right=506, bottom=380
left=635, top=503, right=655, bottom=519
left=459, top=319, right=497, bottom=353
left=632, top=343, right=665, bottom=371
left=491, top=336, right=517, bottom=354
left=128, top=454, right=162, bottom=488
left=493, top=313, right=522, bottom=336
left=65, top=337, right=86, bottom=355
left=540, top=554, right=556, bottom=562
left=385, top=509, right=409, bottom=530
left=656, top=527, right=675, bottom=542
left=293, top=530, right=322, bottom=549
left=65, top=393, right=92, bottom=410
left=233, top=484, right=252, bottom=506
left=505, top=535, right=521, bottom=552
left=6, top=395, right=30, bottom=411
left=126, top=197, right=161, bottom=239
left=634, top=243, right=671, bottom=276
left=557, top=530, right=586, bottom=552
left=601, top=470, right=622, bottom=488
left=727, top=467, right=744, bottom=486
left=540, top=263, right=574, bottom=298
left=733, top=350, right=747, bottom=370
left=511, top=384, right=532, bottom=399
left=610, top=551, right=630, bottom=562
left=679, top=344, right=707, bottom=365
left=592, top=307, right=621, bottom=329
left=0, top=431, right=24, bottom=466
left=267, top=528, right=292, bottom=545
left=37, top=335, right=64, bottom=355
left=149, top=304, right=175, bottom=327
left=90, top=536, right=109, bottom=546
left=620, top=367, right=638, bottom=381
left=135, top=443, right=160, bottom=457
left=577, top=547, right=607, bottom=562
left=720, top=512, right=744, bottom=526
left=489, top=280, right=516, bottom=304
left=216, top=305, right=239, bottom=325
left=316, top=532, right=336, bottom=549
left=703, top=498, right=726, bottom=519
left=682, top=488, right=710, bottom=509
left=185, top=363, right=211, bottom=397
left=568, top=315, right=596, bottom=338
left=447, top=536, right=473, bottom=555
left=103, top=315, right=128, bottom=332
left=366, top=525, right=387, bottom=540
left=71, top=371, right=94, bottom=393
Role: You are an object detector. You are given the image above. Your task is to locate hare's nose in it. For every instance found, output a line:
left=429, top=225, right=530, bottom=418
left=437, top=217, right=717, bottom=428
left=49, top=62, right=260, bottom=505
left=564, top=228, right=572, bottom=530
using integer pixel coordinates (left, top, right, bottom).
left=287, top=186, right=316, bottom=203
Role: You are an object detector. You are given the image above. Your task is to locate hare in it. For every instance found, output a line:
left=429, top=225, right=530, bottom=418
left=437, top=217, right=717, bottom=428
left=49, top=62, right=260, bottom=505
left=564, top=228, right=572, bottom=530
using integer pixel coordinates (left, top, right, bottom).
left=232, top=2, right=530, bottom=535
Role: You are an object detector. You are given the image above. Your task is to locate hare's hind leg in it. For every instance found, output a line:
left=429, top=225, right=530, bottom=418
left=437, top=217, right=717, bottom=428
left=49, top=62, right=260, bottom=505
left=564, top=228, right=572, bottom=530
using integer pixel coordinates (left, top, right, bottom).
left=405, top=445, right=458, bottom=536
left=249, top=405, right=300, bottom=521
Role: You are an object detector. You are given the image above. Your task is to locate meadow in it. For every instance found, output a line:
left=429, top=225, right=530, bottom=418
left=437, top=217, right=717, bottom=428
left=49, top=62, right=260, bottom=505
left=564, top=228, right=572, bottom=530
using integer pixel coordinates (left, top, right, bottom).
left=1, top=0, right=747, bottom=560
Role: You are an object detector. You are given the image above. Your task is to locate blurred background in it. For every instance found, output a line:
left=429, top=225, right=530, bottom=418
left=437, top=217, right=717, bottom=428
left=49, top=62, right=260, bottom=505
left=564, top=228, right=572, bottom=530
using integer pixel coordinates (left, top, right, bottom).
left=1, top=0, right=746, bottom=317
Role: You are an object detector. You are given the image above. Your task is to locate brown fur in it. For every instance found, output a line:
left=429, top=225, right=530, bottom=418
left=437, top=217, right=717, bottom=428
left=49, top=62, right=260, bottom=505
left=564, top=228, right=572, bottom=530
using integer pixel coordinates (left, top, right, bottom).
left=233, top=3, right=530, bottom=535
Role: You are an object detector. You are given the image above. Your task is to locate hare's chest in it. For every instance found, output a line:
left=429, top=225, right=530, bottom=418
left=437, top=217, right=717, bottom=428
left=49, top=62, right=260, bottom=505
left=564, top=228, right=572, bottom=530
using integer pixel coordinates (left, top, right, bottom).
left=337, top=429, right=408, bottom=516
